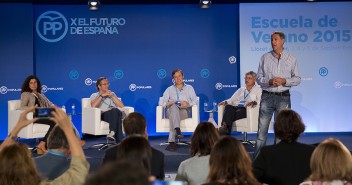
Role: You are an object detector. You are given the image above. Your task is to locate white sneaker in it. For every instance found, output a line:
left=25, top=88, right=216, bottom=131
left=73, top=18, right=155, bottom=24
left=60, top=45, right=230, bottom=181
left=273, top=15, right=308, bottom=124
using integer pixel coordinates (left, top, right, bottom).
left=107, top=131, right=116, bottom=141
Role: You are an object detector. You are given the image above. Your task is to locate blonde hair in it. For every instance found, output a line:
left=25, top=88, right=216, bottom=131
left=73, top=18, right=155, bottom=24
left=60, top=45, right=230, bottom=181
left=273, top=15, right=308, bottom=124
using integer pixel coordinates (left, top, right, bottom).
left=0, top=143, right=42, bottom=185
left=308, top=138, right=352, bottom=182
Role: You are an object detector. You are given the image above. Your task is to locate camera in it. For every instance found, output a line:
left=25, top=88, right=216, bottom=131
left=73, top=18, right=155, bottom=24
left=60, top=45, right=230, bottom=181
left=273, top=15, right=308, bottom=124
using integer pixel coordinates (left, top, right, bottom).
left=34, top=107, right=55, bottom=119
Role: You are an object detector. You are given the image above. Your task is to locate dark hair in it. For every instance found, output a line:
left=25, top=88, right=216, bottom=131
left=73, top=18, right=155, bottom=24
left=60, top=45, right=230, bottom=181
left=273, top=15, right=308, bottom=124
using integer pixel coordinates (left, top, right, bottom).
left=21, top=75, right=42, bottom=93
left=122, top=112, right=146, bottom=136
left=272, top=31, right=285, bottom=39
left=190, top=122, right=220, bottom=157
left=84, top=160, right=151, bottom=185
left=96, top=77, right=107, bottom=90
left=116, top=135, right=152, bottom=174
left=274, top=109, right=305, bottom=143
left=207, top=136, right=260, bottom=185
left=172, top=69, right=183, bottom=77
left=47, top=126, right=69, bottom=150
left=0, top=143, right=42, bottom=185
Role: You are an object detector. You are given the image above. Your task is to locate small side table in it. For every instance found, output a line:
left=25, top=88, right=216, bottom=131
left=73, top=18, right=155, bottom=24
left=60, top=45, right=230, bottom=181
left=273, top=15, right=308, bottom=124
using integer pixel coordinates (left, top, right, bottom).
left=204, top=110, right=218, bottom=128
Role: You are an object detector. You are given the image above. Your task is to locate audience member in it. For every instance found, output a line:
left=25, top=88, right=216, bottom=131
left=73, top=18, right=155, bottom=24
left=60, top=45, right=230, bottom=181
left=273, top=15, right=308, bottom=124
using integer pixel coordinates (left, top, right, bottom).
left=102, top=112, right=165, bottom=180
left=218, top=71, right=262, bottom=135
left=34, top=125, right=72, bottom=180
left=300, top=138, right=352, bottom=185
left=116, top=135, right=153, bottom=180
left=159, top=69, right=198, bottom=151
left=84, top=160, right=151, bottom=185
left=203, top=136, right=260, bottom=185
left=253, top=109, right=315, bottom=185
left=175, top=122, right=220, bottom=185
left=90, top=77, right=125, bottom=142
left=20, top=75, right=55, bottom=154
left=0, top=106, right=89, bottom=185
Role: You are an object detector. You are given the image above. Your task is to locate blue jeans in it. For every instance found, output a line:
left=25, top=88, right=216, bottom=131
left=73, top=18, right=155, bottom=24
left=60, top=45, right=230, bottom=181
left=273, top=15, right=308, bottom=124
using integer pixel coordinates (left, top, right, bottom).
left=253, top=93, right=291, bottom=159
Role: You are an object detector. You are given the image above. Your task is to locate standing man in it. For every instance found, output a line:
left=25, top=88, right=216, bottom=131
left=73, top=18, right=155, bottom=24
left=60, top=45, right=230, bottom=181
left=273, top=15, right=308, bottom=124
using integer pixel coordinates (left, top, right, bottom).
left=218, top=71, right=262, bottom=135
left=90, top=77, right=124, bottom=142
left=159, top=69, right=198, bottom=151
left=254, top=31, right=301, bottom=158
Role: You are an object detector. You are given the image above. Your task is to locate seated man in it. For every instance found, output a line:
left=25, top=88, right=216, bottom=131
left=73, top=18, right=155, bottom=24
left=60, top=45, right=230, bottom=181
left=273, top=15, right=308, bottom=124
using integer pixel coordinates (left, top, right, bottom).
left=218, top=71, right=262, bottom=135
left=90, top=77, right=125, bottom=142
left=34, top=125, right=81, bottom=180
left=102, top=112, right=165, bottom=180
left=159, top=69, right=197, bottom=151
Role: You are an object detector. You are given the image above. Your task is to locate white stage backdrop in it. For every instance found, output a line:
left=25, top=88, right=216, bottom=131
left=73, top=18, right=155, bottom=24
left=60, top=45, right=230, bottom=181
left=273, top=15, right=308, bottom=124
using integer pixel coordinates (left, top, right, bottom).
left=240, top=2, right=352, bottom=132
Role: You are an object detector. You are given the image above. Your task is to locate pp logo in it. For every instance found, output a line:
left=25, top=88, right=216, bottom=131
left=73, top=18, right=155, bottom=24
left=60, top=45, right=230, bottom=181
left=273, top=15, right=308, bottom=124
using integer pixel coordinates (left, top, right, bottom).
left=41, top=85, right=48, bottom=93
left=129, top=84, right=137, bottom=91
left=0, top=86, right=8, bottom=94
left=215, top=83, right=223, bottom=90
left=85, top=78, right=93, bottom=86
left=319, top=67, right=328, bottom=77
left=36, top=11, right=68, bottom=42
left=69, top=70, right=79, bottom=80
left=229, top=56, right=236, bottom=64
left=157, top=69, right=167, bottom=79
left=334, top=81, right=342, bottom=88
left=114, top=70, right=124, bottom=79
left=200, top=69, right=210, bottom=78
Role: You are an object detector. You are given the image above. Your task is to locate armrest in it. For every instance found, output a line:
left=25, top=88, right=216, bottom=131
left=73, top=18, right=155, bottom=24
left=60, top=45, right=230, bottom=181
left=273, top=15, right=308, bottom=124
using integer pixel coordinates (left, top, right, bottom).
left=217, top=105, right=225, bottom=124
left=82, top=106, right=102, bottom=134
left=121, top=106, right=134, bottom=115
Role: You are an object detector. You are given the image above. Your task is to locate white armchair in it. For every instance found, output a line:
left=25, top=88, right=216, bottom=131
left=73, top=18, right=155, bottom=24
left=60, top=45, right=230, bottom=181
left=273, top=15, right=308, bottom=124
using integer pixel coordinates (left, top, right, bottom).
left=81, top=98, right=134, bottom=150
left=156, top=97, right=200, bottom=144
left=8, top=100, right=50, bottom=139
left=218, top=105, right=259, bottom=146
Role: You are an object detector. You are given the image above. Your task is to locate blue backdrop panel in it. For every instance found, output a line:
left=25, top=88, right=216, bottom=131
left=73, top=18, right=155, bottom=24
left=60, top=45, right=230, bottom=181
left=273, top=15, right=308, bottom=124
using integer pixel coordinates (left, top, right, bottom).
left=240, top=2, right=352, bottom=132
left=34, top=5, right=240, bottom=136
left=0, top=4, right=34, bottom=139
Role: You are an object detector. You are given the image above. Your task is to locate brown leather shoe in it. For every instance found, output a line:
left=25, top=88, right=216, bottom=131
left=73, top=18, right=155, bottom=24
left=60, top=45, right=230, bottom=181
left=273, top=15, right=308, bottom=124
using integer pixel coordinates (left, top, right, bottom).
left=166, top=142, right=176, bottom=151
left=175, top=127, right=183, bottom=139
left=218, top=123, right=230, bottom=135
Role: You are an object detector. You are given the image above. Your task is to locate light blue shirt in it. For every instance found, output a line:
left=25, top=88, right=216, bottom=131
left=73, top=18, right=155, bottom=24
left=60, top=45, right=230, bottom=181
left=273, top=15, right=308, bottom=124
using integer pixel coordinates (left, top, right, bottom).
left=90, top=92, right=118, bottom=112
left=257, top=49, right=301, bottom=92
left=159, top=83, right=197, bottom=107
left=225, top=86, right=262, bottom=106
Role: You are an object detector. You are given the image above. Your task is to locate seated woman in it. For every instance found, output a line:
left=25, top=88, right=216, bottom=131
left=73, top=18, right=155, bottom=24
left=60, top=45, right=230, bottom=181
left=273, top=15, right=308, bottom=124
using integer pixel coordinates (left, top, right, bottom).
left=300, top=138, right=352, bottom=185
left=175, top=122, right=220, bottom=185
left=252, top=109, right=316, bottom=185
left=20, top=75, right=56, bottom=154
left=0, top=106, right=89, bottom=185
left=203, top=136, right=260, bottom=185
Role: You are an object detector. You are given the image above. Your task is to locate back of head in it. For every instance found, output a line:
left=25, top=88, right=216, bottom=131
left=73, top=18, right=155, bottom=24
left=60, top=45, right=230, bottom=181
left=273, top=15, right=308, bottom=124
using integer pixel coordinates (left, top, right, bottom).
left=117, top=135, right=152, bottom=173
left=47, top=125, right=69, bottom=150
left=122, top=112, right=146, bottom=136
left=274, top=109, right=305, bottom=143
left=308, top=138, right=352, bottom=182
left=208, top=136, right=259, bottom=185
left=0, top=143, right=41, bottom=185
left=190, top=122, right=220, bottom=157
left=84, top=160, right=151, bottom=185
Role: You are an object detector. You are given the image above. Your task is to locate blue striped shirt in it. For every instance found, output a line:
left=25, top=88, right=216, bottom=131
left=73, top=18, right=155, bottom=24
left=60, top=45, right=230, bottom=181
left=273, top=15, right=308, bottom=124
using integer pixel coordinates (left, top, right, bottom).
left=256, top=50, right=301, bottom=92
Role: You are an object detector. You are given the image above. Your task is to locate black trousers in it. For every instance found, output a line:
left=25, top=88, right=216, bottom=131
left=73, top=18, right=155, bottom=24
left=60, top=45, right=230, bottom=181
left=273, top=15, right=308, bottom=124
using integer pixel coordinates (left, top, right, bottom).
left=101, top=108, right=123, bottom=142
left=36, top=119, right=56, bottom=143
left=221, top=105, right=247, bottom=133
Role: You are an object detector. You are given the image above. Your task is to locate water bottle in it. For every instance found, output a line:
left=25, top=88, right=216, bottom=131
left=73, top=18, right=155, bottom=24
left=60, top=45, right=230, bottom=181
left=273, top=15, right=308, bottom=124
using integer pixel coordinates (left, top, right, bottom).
left=204, top=101, right=209, bottom=111
left=213, top=101, right=217, bottom=111
left=61, top=105, right=66, bottom=112
left=71, top=104, right=75, bottom=115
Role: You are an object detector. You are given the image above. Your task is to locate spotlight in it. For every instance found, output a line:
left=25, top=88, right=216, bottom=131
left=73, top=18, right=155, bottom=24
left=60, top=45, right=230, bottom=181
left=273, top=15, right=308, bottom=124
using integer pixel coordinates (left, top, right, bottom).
left=200, top=0, right=212, bottom=8
left=88, top=0, right=100, bottom=10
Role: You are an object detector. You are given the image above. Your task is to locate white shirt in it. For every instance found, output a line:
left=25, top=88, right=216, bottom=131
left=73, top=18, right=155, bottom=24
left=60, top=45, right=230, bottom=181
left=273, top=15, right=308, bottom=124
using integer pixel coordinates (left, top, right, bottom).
left=225, top=86, right=262, bottom=106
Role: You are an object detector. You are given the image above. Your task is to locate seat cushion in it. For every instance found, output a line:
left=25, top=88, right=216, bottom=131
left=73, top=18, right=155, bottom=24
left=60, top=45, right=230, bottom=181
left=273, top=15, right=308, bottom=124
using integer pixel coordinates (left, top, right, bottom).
left=33, top=123, right=50, bottom=134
